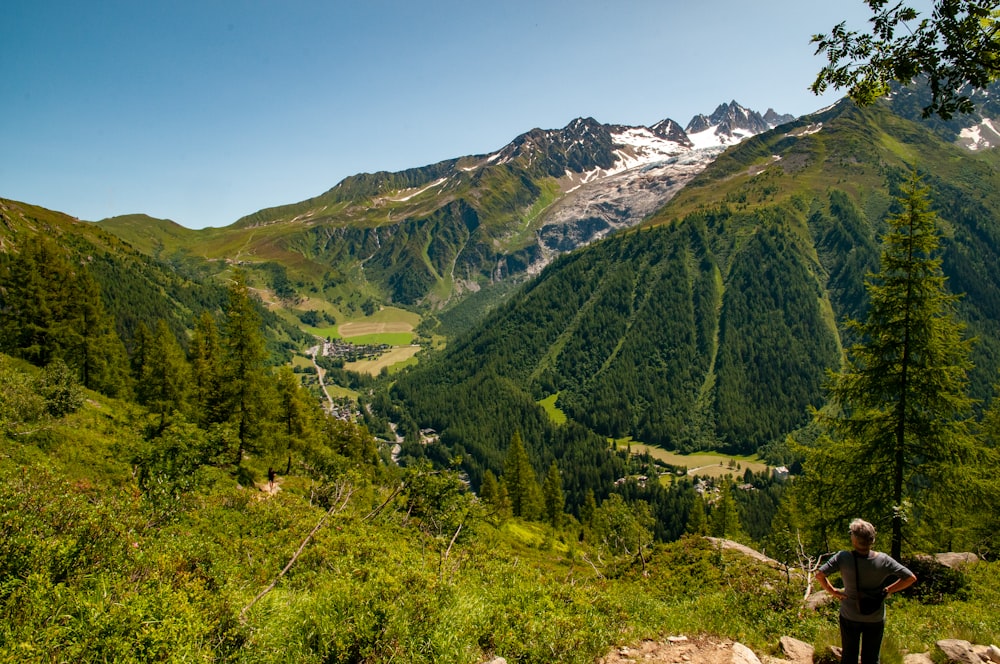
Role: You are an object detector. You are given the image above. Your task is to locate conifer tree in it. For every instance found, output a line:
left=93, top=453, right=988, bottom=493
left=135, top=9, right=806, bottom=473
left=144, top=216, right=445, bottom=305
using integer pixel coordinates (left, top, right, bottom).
left=136, top=320, right=192, bottom=429
left=503, top=431, right=542, bottom=519
left=479, top=469, right=511, bottom=522
left=66, top=263, right=130, bottom=398
left=0, top=236, right=129, bottom=397
left=685, top=494, right=708, bottom=536
left=580, top=488, right=597, bottom=527
left=0, top=236, right=65, bottom=366
left=274, top=366, right=312, bottom=438
left=189, top=312, right=225, bottom=427
left=496, top=478, right=513, bottom=521
left=542, top=461, right=565, bottom=527
left=479, top=469, right=500, bottom=504
left=709, top=482, right=745, bottom=541
left=809, top=175, right=977, bottom=559
left=221, top=270, right=272, bottom=466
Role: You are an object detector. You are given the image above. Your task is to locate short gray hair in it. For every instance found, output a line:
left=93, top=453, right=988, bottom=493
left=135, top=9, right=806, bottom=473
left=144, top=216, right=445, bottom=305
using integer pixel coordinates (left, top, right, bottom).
left=849, top=518, right=876, bottom=543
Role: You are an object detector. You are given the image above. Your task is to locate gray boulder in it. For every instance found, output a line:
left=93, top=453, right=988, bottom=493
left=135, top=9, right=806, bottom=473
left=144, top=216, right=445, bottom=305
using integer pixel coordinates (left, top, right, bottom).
left=936, top=639, right=981, bottom=664
left=780, top=636, right=815, bottom=664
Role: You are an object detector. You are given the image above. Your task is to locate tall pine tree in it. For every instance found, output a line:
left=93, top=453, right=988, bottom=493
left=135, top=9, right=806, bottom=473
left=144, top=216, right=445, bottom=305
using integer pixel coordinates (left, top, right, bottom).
left=136, top=320, right=192, bottom=430
left=808, top=175, right=977, bottom=559
left=189, top=312, right=225, bottom=427
left=542, top=461, right=565, bottom=527
left=503, top=431, right=542, bottom=519
left=221, top=270, right=272, bottom=466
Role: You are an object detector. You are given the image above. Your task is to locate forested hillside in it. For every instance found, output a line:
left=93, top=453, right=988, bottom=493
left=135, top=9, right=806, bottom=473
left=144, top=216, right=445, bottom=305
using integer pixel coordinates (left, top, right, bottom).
left=391, top=99, right=1000, bottom=485
left=0, top=199, right=308, bottom=363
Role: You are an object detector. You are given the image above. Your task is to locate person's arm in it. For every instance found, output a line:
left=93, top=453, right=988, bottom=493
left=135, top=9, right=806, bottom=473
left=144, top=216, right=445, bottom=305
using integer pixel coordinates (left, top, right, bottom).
left=884, top=573, right=916, bottom=596
left=816, top=569, right=848, bottom=600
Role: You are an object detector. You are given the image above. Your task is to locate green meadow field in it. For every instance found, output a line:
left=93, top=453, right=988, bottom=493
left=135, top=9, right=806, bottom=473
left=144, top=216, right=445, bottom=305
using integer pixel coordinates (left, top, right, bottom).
left=615, top=440, right=770, bottom=478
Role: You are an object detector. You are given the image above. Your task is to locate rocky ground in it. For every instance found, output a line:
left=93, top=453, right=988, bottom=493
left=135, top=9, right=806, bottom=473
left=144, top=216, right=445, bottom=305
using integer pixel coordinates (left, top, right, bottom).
left=596, top=635, right=760, bottom=664
left=592, top=635, right=1000, bottom=664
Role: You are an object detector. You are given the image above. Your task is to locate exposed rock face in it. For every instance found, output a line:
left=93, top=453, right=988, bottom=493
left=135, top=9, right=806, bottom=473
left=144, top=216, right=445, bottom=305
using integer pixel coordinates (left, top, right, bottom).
left=535, top=149, right=719, bottom=256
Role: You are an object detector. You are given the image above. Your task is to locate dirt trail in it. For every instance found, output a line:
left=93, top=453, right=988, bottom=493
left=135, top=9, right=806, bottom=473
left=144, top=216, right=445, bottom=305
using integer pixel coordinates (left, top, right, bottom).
left=599, top=636, right=753, bottom=664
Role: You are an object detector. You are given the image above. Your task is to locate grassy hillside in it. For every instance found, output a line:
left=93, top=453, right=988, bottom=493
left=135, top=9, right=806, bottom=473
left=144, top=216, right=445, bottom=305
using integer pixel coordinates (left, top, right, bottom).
left=2, top=352, right=997, bottom=662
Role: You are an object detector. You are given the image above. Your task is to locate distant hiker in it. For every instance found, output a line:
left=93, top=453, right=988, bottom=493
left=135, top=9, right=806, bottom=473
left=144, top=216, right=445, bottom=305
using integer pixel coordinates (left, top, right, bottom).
left=816, top=519, right=917, bottom=664
left=267, top=467, right=275, bottom=492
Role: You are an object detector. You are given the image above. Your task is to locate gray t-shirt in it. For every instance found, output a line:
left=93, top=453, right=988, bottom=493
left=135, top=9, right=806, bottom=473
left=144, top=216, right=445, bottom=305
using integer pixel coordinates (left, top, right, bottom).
left=818, top=550, right=914, bottom=622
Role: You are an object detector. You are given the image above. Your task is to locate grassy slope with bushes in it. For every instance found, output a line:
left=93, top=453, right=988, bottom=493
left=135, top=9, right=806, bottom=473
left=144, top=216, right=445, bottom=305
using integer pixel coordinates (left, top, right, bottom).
left=2, top=353, right=998, bottom=663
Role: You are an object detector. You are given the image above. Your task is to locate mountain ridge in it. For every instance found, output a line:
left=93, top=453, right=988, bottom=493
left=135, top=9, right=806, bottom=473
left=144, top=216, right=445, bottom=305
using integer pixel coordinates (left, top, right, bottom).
left=95, top=100, right=794, bottom=311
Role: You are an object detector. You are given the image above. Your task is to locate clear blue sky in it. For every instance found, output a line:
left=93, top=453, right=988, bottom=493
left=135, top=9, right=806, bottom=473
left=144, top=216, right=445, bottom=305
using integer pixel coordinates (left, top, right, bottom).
left=3, top=1, right=880, bottom=229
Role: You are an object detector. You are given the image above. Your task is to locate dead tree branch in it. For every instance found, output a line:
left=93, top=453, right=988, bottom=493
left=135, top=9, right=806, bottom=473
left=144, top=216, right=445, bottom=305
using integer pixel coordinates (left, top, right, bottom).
left=240, top=481, right=354, bottom=623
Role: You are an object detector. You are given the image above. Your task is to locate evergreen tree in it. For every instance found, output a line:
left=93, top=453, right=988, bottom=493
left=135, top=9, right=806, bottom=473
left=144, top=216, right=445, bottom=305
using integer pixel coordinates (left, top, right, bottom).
left=479, top=469, right=500, bottom=504
left=685, top=494, right=708, bottom=535
left=221, top=270, right=272, bottom=466
left=708, top=482, right=745, bottom=541
left=189, top=312, right=225, bottom=427
left=580, top=488, right=597, bottom=527
left=131, top=322, right=154, bottom=380
left=762, top=483, right=810, bottom=566
left=966, top=388, right=1000, bottom=554
left=542, top=461, right=565, bottom=527
left=0, top=236, right=129, bottom=396
left=479, top=469, right=510, bottom=523
left=273, top=366, right=312, bottom=438
left=0, top=236, right=66, bottom=366
left=495, top=478, right=513, bottom=522
left=809, top=175, right=978, bottom=559
left=66, top=263, right=130, bottom=398
left=136, top=320, right=192, bottom=429
left=503, top=431, right=542, bottom=519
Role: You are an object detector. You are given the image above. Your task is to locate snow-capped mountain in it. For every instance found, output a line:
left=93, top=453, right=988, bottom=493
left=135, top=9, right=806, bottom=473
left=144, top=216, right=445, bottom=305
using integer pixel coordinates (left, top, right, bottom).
left=195, top=100, right=799, bottom=306
left=515, top=101, right=795, bottom=264
left=685, top=101, right=791, bottom=149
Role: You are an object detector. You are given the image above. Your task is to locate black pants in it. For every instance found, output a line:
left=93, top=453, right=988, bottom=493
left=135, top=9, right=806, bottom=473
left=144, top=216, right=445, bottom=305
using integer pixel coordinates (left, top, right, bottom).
left=839, top=615, right=885, bottom=664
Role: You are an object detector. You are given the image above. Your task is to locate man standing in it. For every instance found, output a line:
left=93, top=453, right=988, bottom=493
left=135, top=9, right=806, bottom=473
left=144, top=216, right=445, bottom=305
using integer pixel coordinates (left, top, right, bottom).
left=816, top=519, right=917, bottom=664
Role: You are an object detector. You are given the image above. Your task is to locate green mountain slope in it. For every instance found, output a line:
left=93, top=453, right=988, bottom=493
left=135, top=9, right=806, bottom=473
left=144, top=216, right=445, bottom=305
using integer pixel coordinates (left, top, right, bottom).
left=392, top=99, right=1000, bottom=479
left=0, top=199, right=305, bottom=356
left=93, top=143, right=586, bottom=311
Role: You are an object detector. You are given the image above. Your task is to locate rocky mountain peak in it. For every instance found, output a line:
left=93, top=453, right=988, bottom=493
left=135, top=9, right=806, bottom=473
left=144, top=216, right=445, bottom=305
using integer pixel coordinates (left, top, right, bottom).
left=684, top=101, right=776, bottom=148
left=649, top=118, right=693, bottom=147
left=764, top=108, right=795, bottom=127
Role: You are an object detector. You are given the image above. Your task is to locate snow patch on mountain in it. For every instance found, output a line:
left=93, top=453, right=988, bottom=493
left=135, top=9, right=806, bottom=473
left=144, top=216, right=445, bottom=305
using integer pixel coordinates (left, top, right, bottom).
left=390, top=178, right=448, bottom=202
left=958, top=117, right=1000, bottom=151
left=687, top=126, right=755, bottom=149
